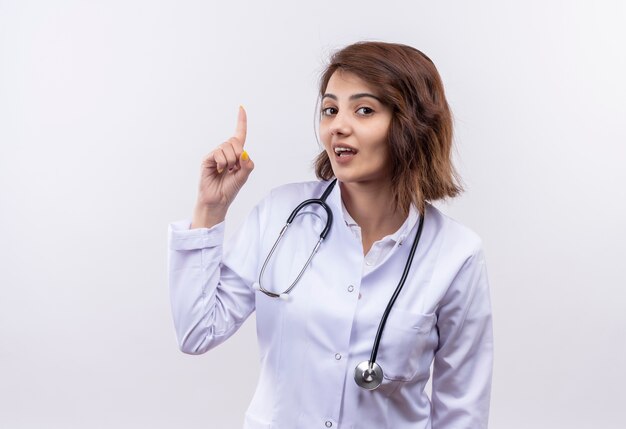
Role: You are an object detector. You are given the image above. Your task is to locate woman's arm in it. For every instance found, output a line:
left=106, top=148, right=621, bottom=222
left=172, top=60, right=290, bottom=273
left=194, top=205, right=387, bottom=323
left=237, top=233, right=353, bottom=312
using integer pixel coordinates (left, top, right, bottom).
left=431, top=247, right=493, bottom=428
left=168, top=106, right=258, bottom=354
left=168, top=201, right=263, bottom=354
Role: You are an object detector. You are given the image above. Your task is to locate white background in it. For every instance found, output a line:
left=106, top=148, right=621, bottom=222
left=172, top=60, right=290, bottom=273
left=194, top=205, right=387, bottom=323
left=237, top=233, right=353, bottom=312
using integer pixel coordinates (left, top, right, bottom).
left=1, top=1, right=625, bottom=428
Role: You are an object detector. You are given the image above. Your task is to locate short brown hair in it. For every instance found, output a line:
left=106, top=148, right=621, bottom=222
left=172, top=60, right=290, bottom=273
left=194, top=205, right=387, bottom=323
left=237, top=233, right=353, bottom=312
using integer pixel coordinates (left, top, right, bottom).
left=315, top=41, right=463, bottom=215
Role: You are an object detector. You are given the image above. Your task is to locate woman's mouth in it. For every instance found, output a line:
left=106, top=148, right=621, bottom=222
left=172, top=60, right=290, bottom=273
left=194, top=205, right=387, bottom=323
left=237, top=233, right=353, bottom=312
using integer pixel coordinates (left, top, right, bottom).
left=334, top=146, right=357, bottom=157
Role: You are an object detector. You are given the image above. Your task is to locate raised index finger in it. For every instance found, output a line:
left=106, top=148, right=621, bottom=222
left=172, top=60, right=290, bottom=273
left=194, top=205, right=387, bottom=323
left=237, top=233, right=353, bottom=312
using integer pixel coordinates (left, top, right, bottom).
left=234, top=105, right=247, bottom=145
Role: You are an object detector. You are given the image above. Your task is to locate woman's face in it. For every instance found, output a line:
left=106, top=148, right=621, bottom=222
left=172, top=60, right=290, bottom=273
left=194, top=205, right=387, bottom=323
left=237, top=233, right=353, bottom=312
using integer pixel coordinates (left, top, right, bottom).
left=320, top=70, right=393, bottom=185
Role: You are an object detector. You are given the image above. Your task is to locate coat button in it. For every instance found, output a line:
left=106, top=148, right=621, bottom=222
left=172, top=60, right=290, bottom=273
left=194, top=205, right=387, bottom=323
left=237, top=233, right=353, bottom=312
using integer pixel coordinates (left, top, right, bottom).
left=347, top=285, right=354, bottom=292
left=335, top=353, right=342, bottom=360
left=325, top=421, right=333, bottom=428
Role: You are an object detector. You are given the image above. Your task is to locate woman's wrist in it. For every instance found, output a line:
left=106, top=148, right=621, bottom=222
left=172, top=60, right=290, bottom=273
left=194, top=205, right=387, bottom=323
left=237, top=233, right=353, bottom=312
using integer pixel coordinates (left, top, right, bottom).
left=190, top=203, right=227, bottom=229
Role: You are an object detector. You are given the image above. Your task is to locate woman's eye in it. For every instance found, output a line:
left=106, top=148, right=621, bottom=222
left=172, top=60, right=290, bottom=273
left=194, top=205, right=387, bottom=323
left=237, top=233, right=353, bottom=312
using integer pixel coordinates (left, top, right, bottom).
left=356, top=107, right=374, bottom=115
left=321, top=107, right=337, bottom=116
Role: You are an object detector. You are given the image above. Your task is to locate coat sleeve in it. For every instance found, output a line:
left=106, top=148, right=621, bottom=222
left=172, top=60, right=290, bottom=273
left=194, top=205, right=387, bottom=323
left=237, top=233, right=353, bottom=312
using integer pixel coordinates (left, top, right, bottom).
left=431, top=247, right=494, bottom=428
left=167, top=199, right=266, bottom=355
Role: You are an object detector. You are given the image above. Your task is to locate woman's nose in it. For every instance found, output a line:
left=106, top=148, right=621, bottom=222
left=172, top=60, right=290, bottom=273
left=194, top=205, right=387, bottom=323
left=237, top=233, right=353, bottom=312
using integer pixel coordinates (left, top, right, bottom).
left=329, top=112, right=351, bottom=136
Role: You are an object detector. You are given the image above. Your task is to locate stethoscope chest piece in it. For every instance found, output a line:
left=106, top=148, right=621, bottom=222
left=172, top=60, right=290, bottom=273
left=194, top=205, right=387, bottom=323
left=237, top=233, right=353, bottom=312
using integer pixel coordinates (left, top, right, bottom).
left=354, top=360, right=384, bottom=390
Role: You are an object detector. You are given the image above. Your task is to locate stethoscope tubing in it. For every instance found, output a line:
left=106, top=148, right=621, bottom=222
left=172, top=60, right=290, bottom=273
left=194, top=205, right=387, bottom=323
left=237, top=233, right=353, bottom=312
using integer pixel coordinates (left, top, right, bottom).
left=368, top=212, right=425, bottom=366
left=255, top=180, right=337, bottom=299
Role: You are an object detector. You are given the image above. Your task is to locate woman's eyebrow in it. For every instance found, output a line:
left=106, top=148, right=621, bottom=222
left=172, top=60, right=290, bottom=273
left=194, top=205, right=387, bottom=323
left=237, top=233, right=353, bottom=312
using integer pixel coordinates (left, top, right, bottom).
left=322, top=93, right=382, bottom=102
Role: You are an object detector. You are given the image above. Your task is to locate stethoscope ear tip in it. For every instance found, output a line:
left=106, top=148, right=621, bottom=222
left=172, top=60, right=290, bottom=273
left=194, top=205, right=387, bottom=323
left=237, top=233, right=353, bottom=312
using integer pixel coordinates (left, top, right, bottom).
left=279, top=293, right=290, bottom=301
left=252, top=282, right=261, bottom=291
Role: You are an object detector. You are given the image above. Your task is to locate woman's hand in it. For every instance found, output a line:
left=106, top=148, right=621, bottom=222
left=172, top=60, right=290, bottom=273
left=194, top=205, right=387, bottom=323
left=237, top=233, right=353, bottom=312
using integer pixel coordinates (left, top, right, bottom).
left=191, top=106, right=255, bottom=228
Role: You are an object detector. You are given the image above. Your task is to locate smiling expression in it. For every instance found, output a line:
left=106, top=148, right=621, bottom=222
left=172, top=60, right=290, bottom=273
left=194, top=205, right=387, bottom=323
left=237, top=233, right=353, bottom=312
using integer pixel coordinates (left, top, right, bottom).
left=320, top=70, right=393, bottom=185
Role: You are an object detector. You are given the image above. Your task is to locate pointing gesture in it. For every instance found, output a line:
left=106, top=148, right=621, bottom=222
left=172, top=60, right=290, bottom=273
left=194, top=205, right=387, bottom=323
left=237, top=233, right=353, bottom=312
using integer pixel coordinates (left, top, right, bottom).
left=192, top=106, right=255, bottom=228
left=234, top=104, right=247, bottom=144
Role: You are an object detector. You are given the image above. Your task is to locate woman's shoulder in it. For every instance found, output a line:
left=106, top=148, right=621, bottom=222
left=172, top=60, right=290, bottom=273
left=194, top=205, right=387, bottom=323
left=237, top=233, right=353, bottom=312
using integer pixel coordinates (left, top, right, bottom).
left=266, top=180, right=332, bottom=203
left=425, top=202, right=484, bottom=259
left=269, top=179, right=331, bottom=194
left=250, top=180, right=332, bottom=220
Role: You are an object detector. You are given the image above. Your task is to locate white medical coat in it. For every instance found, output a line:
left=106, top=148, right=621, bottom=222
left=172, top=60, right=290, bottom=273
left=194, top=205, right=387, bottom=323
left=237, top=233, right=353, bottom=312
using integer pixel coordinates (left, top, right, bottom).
left=168, top=180, right=493, bottom=429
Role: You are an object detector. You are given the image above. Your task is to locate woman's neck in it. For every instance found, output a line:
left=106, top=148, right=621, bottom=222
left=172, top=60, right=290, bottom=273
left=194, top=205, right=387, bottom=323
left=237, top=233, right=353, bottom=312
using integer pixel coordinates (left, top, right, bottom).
left=339, top=181, right=406, bottom=254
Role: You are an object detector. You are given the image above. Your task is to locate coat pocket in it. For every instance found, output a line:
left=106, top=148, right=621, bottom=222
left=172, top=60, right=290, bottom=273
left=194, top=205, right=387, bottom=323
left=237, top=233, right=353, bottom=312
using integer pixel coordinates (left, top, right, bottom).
left=375, top=310, right=438, bottom=382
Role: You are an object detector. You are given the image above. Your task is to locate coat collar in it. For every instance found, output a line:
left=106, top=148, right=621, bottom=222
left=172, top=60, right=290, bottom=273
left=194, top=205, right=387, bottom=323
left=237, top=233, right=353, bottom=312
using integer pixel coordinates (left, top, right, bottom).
left=324, top=179, right=420, bottom=246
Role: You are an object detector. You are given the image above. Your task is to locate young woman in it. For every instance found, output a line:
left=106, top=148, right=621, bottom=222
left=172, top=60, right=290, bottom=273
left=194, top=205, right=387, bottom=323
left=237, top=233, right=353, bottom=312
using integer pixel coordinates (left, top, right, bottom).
left=168, top=41, right=493, bottom=428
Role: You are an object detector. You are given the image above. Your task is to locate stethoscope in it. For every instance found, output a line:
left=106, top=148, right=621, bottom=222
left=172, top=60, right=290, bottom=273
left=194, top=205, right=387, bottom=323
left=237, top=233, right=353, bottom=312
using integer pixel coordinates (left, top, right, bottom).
left=252, top=179, right=425, bottom=390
